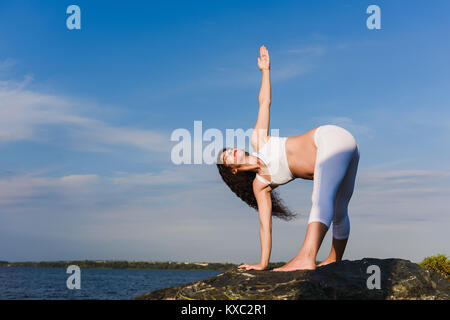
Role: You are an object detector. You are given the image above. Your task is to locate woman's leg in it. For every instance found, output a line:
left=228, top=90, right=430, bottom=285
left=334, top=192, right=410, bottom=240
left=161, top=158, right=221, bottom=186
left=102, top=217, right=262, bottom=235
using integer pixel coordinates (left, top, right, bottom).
left=273, top=221, right=328, bottom=271
left=319, top=144, right=360, bottom=266
left=273, top=125, right=357, bottom=271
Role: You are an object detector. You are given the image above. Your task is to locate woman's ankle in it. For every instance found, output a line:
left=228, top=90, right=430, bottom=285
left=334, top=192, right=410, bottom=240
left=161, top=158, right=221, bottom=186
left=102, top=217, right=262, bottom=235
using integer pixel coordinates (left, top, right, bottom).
left=296, top=249, right=317, bottom=262
left=317, top=257, right=336, bottom=266
left=322, top=255, right=338, bottom=263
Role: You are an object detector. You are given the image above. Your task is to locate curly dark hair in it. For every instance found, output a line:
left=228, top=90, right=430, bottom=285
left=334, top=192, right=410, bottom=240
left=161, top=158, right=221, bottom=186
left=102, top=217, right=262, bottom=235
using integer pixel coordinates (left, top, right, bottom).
left=216, top=148, right=297, bottom=221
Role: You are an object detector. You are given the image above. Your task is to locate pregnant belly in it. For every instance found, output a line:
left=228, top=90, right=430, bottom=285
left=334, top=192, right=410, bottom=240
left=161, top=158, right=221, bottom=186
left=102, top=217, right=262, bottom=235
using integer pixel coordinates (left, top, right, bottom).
left=285, top=129, right=318, bottom=180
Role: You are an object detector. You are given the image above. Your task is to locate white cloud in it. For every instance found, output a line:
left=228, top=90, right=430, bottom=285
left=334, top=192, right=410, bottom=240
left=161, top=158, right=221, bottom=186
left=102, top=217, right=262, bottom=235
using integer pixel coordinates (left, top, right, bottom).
left=60, top=174, right=100, bottom=185
left=109, top=165, right=218, bottom=186
left=285, top=45, right=326, bottom=55
left=357, top=169, right=450, bottom=187
left=0, top=58, right=18, bottom=73
left=0, top=172, right=100, bottom=205
left=271, top=63, right=312, bottom=82
left=312, top=116, right=375, bottom=139
left=0, top=164, right=221, bottom=206
left=0, top=75, right=171, bottom=152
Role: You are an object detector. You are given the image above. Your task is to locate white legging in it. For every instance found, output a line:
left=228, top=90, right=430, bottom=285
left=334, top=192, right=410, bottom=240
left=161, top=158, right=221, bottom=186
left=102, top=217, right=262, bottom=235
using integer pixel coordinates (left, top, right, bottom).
left=308, top=124, right=360, bottom=239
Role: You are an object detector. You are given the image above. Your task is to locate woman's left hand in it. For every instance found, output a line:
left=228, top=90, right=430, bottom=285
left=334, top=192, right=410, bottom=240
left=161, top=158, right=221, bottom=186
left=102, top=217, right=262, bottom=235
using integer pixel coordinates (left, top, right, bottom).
left=237, top=263, right=267, bottom=271
left=257, top=45, right=270, bottom=71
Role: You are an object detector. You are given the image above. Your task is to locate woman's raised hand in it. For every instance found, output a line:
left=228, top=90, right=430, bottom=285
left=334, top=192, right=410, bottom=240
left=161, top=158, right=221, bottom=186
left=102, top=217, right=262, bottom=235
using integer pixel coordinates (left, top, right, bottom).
left=257, top=45, right=270, bottom=71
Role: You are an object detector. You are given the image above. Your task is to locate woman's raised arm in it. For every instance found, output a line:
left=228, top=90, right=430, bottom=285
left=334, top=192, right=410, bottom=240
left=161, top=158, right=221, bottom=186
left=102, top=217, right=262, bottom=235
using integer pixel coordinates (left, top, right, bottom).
left=252, top=45, right=271, bottom=152
left=257, top=45, right=271, bottom=105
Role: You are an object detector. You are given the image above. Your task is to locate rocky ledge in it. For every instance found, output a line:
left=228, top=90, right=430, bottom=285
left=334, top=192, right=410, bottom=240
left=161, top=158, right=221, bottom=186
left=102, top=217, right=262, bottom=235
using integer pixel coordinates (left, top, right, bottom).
left=133, top=258, right=449, bottom=300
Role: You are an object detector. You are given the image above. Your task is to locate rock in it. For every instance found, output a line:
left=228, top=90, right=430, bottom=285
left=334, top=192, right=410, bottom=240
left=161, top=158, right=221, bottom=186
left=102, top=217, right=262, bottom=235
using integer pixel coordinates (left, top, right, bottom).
left=133, top=258, right=449, bottom=300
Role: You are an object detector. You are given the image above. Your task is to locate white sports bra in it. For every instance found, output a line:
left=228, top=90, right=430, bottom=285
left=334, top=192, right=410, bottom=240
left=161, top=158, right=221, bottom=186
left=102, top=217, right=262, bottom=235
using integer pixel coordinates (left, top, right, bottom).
left=252, top=136, right=295, bottom=187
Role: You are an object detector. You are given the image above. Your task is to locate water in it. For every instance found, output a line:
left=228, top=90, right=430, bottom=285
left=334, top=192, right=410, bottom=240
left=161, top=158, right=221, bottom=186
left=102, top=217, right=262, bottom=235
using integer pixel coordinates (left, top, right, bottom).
left=0, top=266, right=222, bottom=300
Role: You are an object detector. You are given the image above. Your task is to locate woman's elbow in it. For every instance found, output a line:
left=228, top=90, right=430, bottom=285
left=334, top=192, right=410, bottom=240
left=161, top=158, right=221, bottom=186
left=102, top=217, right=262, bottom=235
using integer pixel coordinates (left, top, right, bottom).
left=259, top=221, right=272, bottom=231
left=259, top=100, right=271, bottom=107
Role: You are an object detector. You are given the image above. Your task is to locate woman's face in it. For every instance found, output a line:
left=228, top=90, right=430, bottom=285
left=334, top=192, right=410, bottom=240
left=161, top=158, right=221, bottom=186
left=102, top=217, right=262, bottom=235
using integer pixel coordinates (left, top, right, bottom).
left=221, top=148, right=247, bottom=167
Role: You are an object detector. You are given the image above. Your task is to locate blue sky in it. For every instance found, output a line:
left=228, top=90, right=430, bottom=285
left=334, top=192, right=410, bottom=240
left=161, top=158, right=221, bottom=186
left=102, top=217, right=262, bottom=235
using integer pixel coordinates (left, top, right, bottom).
left=0, top=0, right=449, bottom=263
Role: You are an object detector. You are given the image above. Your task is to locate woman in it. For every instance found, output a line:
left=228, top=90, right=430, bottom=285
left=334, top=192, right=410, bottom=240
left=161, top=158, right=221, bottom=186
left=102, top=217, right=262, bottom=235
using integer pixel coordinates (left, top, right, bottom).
left=217, top=45, right=360, bottom=271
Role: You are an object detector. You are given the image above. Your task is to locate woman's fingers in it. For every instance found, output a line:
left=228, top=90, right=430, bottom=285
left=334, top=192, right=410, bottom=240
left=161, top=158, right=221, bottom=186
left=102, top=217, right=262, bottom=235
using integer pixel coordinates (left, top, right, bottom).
left=260, top=45, right=268, bottom=55
left=260, top=45, right=268, bottom=57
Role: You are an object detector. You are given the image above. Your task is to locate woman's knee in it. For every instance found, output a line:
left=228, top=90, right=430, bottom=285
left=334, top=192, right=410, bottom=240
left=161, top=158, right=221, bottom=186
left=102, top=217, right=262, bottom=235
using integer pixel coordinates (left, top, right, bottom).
left=309, top=202, right=334, bottom=227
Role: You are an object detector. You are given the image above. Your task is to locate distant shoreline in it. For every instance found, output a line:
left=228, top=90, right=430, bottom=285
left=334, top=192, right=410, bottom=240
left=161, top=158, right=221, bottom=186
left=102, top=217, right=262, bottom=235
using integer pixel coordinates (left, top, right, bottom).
left=0, top=260, right=290, bottom=271
left=0, top=260, right=240, bottom=271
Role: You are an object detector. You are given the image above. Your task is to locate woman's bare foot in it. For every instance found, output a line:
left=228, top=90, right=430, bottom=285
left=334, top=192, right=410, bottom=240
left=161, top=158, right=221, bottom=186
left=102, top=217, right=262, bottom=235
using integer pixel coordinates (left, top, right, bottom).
left=317, top=258, right=336, bottom=267
left=273, top=223, right=328, bottom=272
left=316, top=237, right=348, bottom=267
left=272, top=257, right=316, bottom=272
